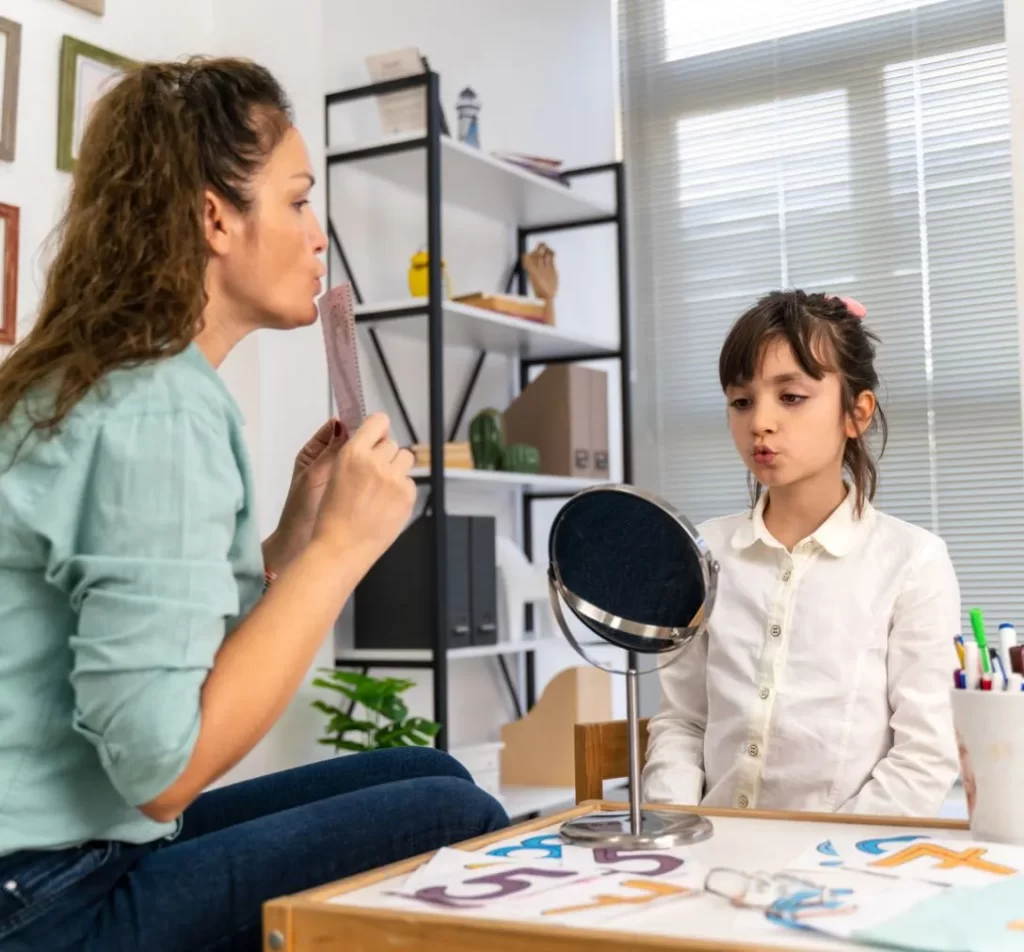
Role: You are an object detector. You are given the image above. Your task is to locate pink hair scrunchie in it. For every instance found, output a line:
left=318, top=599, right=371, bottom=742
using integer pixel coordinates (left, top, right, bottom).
left=828, top=294, right=867, bottom=319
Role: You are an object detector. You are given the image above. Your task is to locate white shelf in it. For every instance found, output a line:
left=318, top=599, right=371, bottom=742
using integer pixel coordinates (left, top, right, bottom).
left=411, top=466, right=606, bottom=494
left=337, top=638, right=560, bottom=665
left=327, top=133, right=615, bottom=227
left=355, top=298, right=618, bottom=361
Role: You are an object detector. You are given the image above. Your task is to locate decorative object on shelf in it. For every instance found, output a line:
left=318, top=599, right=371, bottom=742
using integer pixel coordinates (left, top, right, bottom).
left=504, top=365, right=609, bottom=479
left=500, top=666, right=612, bottom=787
left=494, top=535, right=549, bottom=644
left=407, top=247, right=452, bottom=299
left=0, top=203, right=19, bottom=346
left=59, top=0, right=105, bottom=13
left=449, top=741, right=504, bottom=798
left=312, top=669, right=439, bottom=752
left=469, top=407, right=504, bottom=470
left=547, top=483, right=719, bottom=848
left=355, top=514, right=498, bottom=651
left=58, top=35, right=135, bottom=172
left=0, top=17, right=22, bottom=163
left=453, top=291, right=547, bottom=324
left=521, top=242, right=558, bottom=325
left=411, top=440, right=473, bottom=469
left=456, top=86, right=481, bottom=148
left=499, top=443, right=540, bottom=474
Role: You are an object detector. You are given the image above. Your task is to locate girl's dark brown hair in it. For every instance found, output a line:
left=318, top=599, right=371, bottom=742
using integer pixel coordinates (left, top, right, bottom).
left=0, top=56, right=292, bottom=434
left=718, top=289, right=888, bottom=515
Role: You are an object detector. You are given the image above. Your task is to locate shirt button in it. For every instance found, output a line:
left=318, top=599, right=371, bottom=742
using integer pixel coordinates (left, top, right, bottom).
left=769, top=624, right=781, bottom=638
left=781, top=570, right=792, bottom=582
left=759, top=686, right=770, bottom=699
left=738, top=795, right=749, bottom=808
left=748, top=743, right=759, bottom=757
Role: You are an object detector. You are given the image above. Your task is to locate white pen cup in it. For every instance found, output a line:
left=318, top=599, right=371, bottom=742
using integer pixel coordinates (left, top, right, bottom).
left=950, top=687, right=1024, bottom=845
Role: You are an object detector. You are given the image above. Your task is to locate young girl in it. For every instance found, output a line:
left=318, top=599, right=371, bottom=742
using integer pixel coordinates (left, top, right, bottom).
left=642, top=289, right=960, bottom=816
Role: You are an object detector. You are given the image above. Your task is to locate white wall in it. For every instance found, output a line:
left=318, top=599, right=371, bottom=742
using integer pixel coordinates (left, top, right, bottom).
left=0, top=0, right=210, bottom=349
left=321, top=0, right=628, bottom=753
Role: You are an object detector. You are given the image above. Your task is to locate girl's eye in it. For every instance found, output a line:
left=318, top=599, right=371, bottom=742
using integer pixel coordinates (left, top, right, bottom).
left=781, top=393, right=807, bottom=405
left=729, top=397, right=751, bottom=410
left=293, top=199, right=310, bottom=211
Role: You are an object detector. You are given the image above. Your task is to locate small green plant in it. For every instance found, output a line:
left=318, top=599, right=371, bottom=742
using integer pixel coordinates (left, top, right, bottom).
left=311, top=669, right=441, bottom=752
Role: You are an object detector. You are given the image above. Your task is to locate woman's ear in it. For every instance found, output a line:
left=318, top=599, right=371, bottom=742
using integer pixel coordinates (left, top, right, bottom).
left=846, top=389, right=877, bottom=439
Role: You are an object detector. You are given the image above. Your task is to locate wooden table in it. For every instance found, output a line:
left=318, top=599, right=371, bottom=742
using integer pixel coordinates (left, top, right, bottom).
left=263, top=799, right=971, bottom=952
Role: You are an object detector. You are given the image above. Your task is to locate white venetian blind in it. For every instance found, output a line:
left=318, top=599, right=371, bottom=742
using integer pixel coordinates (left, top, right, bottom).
left=620, top=0, right=1024, bottom=631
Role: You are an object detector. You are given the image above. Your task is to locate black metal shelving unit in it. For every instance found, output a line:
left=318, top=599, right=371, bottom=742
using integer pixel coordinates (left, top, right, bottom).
left=324, top=70, right=633, bottom=752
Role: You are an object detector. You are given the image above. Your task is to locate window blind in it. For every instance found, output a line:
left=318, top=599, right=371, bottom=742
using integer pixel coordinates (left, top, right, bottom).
left=620, top=0, right=1024, bottom=631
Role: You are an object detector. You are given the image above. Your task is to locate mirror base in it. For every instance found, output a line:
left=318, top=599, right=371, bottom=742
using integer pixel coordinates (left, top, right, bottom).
left=559, top=810, right=713, bottom=850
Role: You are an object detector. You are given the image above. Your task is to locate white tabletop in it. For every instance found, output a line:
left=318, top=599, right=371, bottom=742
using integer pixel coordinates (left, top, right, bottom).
left=327, top=811, right=972, bottom=950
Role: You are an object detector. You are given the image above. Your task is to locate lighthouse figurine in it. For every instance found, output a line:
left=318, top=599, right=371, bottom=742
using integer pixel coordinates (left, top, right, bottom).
left=457, top=87, right=481, bottom=149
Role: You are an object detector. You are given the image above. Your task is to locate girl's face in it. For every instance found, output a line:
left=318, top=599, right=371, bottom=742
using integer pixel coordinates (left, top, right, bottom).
left=725, top=338, right=870, bottom=494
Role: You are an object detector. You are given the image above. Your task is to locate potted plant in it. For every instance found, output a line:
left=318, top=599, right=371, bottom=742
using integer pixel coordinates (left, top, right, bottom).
left=311, top=669, right=440, bottom=752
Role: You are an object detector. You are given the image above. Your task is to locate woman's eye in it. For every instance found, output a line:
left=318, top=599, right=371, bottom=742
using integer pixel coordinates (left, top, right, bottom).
left=293, top=199, right=310, bottom=210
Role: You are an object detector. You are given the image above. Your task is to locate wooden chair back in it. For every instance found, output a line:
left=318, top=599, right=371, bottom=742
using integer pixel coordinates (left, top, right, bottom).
left=573, top=718, right=649, bottom=803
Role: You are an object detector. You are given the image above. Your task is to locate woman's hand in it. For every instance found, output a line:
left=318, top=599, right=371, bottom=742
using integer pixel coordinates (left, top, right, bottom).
left=312, top=412, right=416, bottom=563
left=264, top=418, right=348, bottom=573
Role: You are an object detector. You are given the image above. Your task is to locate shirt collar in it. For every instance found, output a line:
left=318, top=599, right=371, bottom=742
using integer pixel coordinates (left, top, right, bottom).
left=731, top=484, right=874, bottom=557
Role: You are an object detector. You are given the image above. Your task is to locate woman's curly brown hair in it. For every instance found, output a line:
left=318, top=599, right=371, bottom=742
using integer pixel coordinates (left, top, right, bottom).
left=0, top=56, right=292, bottom=434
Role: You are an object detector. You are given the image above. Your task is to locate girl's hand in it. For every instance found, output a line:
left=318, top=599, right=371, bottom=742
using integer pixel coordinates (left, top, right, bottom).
left=312, top=412, right=416, bottom=562
left=264, top=418, right=348, bottom=573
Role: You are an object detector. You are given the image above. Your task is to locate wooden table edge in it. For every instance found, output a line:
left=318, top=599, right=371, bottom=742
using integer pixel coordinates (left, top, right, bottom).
left=263, top=798, right=968, bottom=952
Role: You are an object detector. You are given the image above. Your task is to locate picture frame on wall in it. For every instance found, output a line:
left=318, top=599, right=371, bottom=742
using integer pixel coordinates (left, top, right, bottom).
left=0, top=17, right=22, bottom=162
left=58, top=35, right=135, bottom=172
left=0, top=204, right=18, bottom=346
left=59, top=0, right=105, bottom=15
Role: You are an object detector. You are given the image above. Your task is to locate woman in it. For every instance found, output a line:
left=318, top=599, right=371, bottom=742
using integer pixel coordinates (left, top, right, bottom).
left=0, top=57, right=508, bottom=951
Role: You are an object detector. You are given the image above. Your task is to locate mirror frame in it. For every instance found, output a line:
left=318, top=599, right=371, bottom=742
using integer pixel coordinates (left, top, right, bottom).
left=547, top=483, right=719, bottom=663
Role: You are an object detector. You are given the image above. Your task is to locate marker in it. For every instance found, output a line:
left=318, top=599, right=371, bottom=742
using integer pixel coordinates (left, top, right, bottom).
left=999, top=624, right=1016, bottom=682
left=953, top=668, right=965, bottom=689
left=992, top=653, right=1008, bottom=690
left=970, top=609, right=992, bottom=675
left=954, top=635, right=966, bottom=669
left=1009, top=674, right=1024, bottom=692
left=963, top=641, right=980, bottom=689
left=1011, top=645, right=1024, bottom=677
left=980, top=675, right=993, bottom=691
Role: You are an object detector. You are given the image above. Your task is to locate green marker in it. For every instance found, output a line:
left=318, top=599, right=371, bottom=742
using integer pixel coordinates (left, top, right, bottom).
left=970, top=608, right=991, bottom=675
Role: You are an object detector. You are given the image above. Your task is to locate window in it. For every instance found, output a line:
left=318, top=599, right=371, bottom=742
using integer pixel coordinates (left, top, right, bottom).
left=620, top=0, right=1024, bottom=628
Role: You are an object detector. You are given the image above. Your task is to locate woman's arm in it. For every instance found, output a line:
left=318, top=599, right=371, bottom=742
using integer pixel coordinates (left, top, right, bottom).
left=48, top=409, right=411, bottom=822
left=141, top=413, right=412, bottom=820
left=837, top=537, right=961, bottom=816
left=641, top=628, right=709, bottom=805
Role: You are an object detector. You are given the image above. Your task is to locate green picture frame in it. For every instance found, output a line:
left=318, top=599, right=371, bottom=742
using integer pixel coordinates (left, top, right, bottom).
left=57, top=35, right=135, bottom=173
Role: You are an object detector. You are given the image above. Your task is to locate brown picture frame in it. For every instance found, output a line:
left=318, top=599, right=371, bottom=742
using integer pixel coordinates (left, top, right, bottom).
left=57, top=35, right=136, bottom=172
left=0, top=204, right=19, bottom=346
left=59, top=0, right=105, bottom=15
left=0, top=17, right=21, bottom=162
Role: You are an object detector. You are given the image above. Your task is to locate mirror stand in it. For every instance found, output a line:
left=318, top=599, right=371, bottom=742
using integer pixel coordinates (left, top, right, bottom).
left=559, top=653, right=714, bottom=850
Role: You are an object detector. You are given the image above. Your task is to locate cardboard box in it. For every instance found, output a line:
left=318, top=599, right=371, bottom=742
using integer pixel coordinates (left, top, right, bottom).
left=502, top=365, right=609, bottom=478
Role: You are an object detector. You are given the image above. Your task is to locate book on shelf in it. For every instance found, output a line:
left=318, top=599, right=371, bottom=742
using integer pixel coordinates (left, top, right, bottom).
left=454, top=292, right=548, bottom=323
left=411, top=441, right=474, bottom=469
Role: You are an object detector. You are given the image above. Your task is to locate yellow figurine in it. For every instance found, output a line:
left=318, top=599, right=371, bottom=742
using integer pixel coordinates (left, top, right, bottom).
left=408, top=248, right=452, bottom=299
